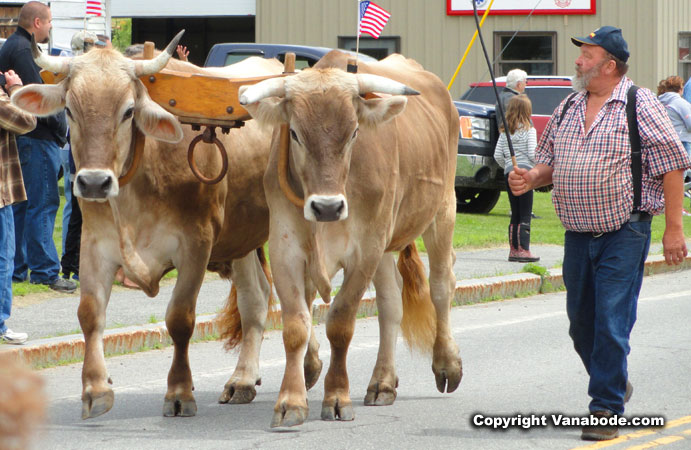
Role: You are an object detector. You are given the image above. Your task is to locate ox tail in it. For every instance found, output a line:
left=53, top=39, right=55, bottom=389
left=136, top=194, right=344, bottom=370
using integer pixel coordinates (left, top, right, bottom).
left=218, top=247, right=274, bottom=351
left=397, top=243, right=437, bottom=355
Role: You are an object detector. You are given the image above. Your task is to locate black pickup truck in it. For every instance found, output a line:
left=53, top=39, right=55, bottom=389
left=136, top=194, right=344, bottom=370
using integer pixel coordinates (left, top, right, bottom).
left=454, top=76, right=573, bottom=213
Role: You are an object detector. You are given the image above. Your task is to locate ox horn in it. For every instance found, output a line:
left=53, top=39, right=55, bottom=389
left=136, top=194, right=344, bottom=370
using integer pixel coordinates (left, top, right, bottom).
left=239, top=77, right=287, bottom=105
left=133, top=30, right=185, bottom=77
left=31, top=33, right=70, bottom=74
left=356, top=74, right=420, bottom=96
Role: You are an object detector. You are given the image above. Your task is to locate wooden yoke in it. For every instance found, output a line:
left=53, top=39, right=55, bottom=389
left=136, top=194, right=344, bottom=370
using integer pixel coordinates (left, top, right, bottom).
left=39, top=43, right=297, bottom=185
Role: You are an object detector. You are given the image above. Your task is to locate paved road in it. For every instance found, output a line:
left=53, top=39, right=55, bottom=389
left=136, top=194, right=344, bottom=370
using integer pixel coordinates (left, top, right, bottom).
left=33, top=270, right=691, bottom=450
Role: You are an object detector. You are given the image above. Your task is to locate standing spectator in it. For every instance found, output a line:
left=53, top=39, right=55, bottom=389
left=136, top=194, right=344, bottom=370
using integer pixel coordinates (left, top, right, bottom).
left=657, top=75, right=691, bottom=211
left=682, top=74, right=691, bottom=106
left=493, top=94, right=539, bottom=262
left=0, top=69, right=37, bottom=344
left=0, top=1, right=73, bottom=293
left=509, top=26, right=690, bottom=441
left=496, top=68, right=527, bottom=119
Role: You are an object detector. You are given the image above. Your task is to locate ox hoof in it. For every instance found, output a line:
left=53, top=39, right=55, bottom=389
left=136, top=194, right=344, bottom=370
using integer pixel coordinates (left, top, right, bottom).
left=218, top=380, right=259, bottom=404
left=433, top=357, right=463, bottom=393
left=163, top=395, right=197, bottom=417
left=321, top=400, right=354, bottom=421
left=81, top=388, right=114, bottom=420
left=364, top=382, right=397, bottom=406
left=270, top=403, right=308, bottom=428
left=304, top=358, right=323, bottom=391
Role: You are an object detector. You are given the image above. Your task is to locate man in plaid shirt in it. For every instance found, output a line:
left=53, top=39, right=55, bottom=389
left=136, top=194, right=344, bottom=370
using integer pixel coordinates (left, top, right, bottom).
left=509, top=26, right=690, bottom=441
left=0, top=69, right=37, bottom=344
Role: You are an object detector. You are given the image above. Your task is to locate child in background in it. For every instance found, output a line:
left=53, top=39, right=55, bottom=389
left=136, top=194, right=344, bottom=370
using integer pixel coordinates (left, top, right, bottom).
left=494, top=94, right=540, bottom=262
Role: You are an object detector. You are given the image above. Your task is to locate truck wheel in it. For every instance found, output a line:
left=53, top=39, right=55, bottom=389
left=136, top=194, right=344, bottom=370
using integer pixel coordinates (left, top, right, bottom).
left=455, top=187, right=501, bottom=214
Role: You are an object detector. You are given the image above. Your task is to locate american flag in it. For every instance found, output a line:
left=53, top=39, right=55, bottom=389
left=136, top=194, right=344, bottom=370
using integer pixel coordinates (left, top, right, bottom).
left=358, top=1, right=390, bottom=39
left=86, top=1, right=103, bottom=17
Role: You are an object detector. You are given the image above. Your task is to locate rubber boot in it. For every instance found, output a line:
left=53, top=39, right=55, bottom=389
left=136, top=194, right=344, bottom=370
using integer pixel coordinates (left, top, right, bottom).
left=508, top=224, right=520, bottom=261
left=510, top=223, right=540, bottom=263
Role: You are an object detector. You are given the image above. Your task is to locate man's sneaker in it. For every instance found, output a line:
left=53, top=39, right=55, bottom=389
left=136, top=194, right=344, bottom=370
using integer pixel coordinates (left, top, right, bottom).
left=31, top=278, right=77, bottom=293
left=683, top=209, right=691, bottom=217
left=581, top=410, right=619, bottom=441
left=0, top=328, right=28, bottom=345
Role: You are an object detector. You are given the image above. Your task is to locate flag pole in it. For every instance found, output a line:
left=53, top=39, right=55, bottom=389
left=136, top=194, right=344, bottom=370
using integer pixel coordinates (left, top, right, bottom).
left=348, top=0, right=361, bottom=73
left=355, top=0, right=362, bottom=62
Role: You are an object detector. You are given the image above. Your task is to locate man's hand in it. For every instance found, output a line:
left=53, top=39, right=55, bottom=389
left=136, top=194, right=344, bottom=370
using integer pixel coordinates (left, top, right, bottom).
left=662, top=227, right=688, bottom=265
left=3, top=70, right=23, bottom=92
left=508, top=167, right=532, bottom=196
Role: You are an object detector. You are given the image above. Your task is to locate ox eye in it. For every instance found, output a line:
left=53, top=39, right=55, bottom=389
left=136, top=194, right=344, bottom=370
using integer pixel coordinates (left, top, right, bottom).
left=352, top=128, right=359, bottom=140
left=122, top=107, right=134, bottom=121
left=64, top=107, right=73, bottom=120
left=290, top=128, right=300, bottom=144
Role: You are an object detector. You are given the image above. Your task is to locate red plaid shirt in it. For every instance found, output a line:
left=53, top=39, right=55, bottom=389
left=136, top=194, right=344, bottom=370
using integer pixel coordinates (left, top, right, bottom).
left=536, top=77, right=691, bottom=233
left=0, top=87, right=37, bottom=208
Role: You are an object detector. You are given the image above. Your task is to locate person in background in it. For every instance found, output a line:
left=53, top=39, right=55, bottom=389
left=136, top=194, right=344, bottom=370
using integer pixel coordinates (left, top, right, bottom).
left=0, top=69, right=38, bottom=344
left=494, top=94, right=539, bottom=262
left=0, top=1, right=72, bottom=293
left=496, top=68, right=527, bottom=119
left=657, top=75, right=691, bottom=214
left=509, top=26, right=690, bottom=441
left=176, top=45, right=189, bottom=61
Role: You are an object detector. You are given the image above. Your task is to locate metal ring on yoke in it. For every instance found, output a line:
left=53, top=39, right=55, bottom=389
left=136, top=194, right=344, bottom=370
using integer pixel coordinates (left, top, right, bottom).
left=187, top=127, right=229, bottom=185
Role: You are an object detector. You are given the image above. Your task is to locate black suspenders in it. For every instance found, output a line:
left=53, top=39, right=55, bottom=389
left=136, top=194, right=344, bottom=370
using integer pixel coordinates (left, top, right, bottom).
left=557, top=85, right=642, bottom=211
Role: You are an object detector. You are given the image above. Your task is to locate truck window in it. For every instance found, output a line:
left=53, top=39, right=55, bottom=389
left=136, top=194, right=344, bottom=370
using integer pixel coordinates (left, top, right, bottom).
left=224, top=51, right=265, bottom=66
left=460, top=87, right=496, bottom=104
left=277, top=53, right=317, bottom=70
left=525, top=87, right=575, bottom=115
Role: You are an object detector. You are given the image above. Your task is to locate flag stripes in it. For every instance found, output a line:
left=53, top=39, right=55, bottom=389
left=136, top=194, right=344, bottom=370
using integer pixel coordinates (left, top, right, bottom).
left=358, top=1, right=390, bottom=39
left=86, top=1, right=103, bottom=17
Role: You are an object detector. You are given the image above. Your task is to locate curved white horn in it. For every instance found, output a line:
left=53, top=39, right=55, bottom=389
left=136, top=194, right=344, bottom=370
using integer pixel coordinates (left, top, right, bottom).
left=31, top=33, right=70, bottom=74
left=239, top=77, right=287, bottom=105
left=133, top=30, right=185, bottom=77
left=356, top=73, right=420, bottom=96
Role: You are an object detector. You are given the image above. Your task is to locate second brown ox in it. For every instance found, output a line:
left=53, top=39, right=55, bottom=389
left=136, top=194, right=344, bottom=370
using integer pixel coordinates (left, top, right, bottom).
left=239, top=51, right=463, bottom=427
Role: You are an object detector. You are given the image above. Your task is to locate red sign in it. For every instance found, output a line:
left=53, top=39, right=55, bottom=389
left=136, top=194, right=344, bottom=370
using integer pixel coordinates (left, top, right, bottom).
left=447, top=0, right=596, bottom=16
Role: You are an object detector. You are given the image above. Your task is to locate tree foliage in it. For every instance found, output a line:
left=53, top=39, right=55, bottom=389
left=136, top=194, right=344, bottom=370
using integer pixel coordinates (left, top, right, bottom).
left=111, top=18, right=131, bottom=52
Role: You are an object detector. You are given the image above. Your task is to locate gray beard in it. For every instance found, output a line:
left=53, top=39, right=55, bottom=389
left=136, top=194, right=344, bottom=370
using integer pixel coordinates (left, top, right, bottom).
left=572, top=69, right=592, bottom=92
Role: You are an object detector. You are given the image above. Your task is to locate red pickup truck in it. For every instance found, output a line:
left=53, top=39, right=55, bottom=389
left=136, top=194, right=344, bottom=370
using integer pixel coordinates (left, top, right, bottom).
left=454, top=76, right=574, bottom=213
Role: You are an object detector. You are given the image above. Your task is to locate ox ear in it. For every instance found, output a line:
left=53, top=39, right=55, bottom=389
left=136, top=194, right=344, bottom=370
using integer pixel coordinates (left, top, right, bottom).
left=133, top=81, right=183, bottom=143
left=356, top=96, right=408, bottom=127
left=11, top=83, right=66, bottom=117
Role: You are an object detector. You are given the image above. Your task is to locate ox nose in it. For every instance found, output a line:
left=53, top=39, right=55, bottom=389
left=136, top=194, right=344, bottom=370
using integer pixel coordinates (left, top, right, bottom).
left=75, top=170, right=117, bottom=199
left=306, top=195, right=347, bottom=222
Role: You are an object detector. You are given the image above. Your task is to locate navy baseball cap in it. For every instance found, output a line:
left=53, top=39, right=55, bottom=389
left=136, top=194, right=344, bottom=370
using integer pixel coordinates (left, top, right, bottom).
left=571, top=26, right=629, bottom=63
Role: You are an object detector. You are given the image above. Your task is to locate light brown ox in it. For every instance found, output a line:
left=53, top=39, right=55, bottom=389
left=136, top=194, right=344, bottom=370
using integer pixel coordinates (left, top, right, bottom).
left=239, top=51, right=463, bottom=427
left=11, top=34, right=279, bottom=419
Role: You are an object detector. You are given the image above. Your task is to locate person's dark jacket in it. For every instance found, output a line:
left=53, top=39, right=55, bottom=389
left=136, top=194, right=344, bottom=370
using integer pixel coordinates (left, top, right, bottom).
left=496, top=87, right=520, bottom=117
left=0, top=27, right=67, bottom=146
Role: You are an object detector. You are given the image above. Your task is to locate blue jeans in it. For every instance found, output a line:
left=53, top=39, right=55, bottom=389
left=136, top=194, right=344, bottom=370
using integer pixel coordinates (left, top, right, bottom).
left=563, top=221, right=651, bottom=415
left=0, top=205, right=15, bottom=334
left=60, top=145, right=72, bottom=254
left=12, top=136, right=62, bottom=283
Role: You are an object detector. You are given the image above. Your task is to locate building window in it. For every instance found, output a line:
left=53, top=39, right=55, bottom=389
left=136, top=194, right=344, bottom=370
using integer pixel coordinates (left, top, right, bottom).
left=338, top=36, right=400, bottom=60
left=679, top=33, right=691, bottom=82
left=494, top=32, right=556, bottom=76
